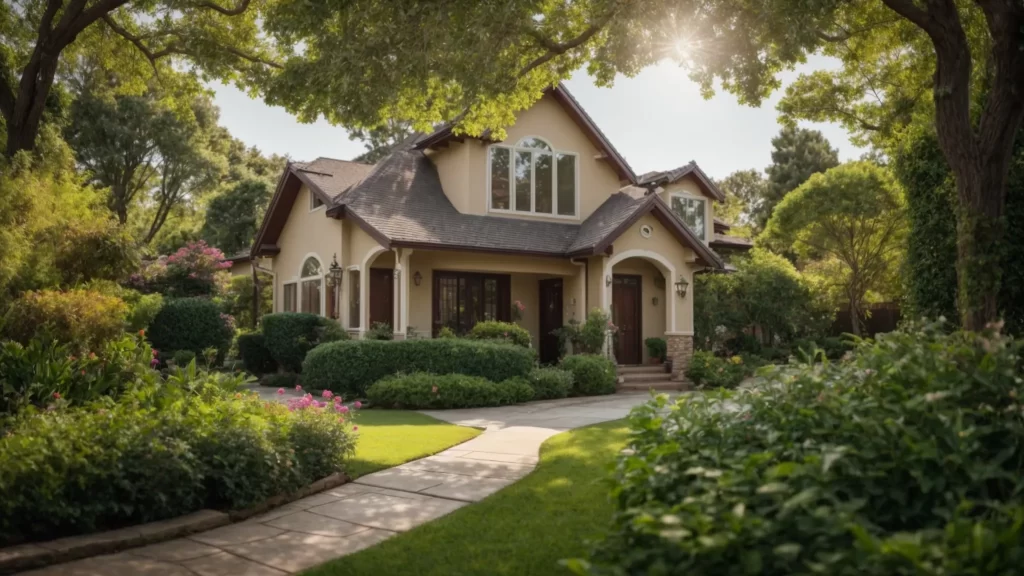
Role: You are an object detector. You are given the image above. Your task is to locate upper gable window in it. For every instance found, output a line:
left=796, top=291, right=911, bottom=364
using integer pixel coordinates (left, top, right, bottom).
left=310, top=192, right=325, bottom=211
left=489, top=137, right=577, bottom=218
left=670, top=193, right=707, bottom=242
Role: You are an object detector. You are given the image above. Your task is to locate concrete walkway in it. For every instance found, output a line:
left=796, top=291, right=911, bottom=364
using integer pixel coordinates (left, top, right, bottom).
left=21, top=393, right=653, bottom=576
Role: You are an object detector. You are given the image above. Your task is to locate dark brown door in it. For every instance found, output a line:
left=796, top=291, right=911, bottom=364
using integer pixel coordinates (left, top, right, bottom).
left=612, top=275, right=642, bottom=365
left=538, top=279, right=563, bottom=364
left=369, top=268, right=394, bottom=328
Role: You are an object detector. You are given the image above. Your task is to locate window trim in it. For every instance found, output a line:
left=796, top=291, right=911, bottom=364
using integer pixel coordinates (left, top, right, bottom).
left=668, top=191, right=709, bottom=243
left=309, top=191, right=326, bottom=213
left=295, top=254, right=325, bottom=315
left=486, top=136, right=580, bottom=220
left=431, top=270, right=511, bottom=337
left=282, top=282, right=298, bottom=313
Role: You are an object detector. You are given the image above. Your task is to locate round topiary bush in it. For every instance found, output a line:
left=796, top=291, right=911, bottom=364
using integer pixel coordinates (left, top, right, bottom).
left=560, top=354, right=616, bottom=396
left=468, top=321, right=532, bottom=347
left=581, top=322, right=1024, bottom=575
left=367, top=373, right=533, bottom=409
left=236, top=332, right=277, bottom=376
left=261, top=313, right=348, bottom=372
left=527, top=367, right=573, bottom=400
left=148, top=298, right=233, bottom=360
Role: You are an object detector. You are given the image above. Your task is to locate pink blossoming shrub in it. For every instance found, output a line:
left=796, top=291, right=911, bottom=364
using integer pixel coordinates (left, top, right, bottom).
left=130, top=241, right=232, bottom=298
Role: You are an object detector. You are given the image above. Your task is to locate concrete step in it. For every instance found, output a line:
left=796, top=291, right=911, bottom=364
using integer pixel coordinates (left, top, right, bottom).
left=616, top=364, right=666, bottom=375
left=619, top=371, right=673, bottom=384
left=618, top=381, right=683, bottom=392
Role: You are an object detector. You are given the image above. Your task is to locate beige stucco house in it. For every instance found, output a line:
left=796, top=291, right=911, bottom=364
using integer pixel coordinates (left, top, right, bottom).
left=250, top=84, right=749, bottom=380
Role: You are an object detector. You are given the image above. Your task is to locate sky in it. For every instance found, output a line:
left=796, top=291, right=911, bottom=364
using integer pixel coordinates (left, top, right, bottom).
left=210, top=56, right=866, bottom=180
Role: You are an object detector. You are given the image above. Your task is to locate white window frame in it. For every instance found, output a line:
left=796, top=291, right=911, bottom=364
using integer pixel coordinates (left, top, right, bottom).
left=309, top=191, right=325, bottom=212
left=669, top=192, right=708, bottom=242
left=295, top=254, right=326, bottom=316
left=282, top=282, right=298, bottom=313
left=486, top=136, right=579, bottom=220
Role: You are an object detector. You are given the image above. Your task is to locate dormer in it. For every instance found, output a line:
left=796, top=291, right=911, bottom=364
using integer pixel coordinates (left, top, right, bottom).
left=640, top=163, right=726, bottom=245
left=417, top=86, right=635, bottom=221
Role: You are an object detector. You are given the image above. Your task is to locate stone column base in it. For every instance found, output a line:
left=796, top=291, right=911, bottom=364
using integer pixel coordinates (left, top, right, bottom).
left=666, top=334, right=694, bottom=382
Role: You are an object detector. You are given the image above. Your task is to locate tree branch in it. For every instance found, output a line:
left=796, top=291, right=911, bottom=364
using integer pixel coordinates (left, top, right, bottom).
left=517, top=6, right=621, bottom=78
left=191, top=0, right=252, bottom=16
left=0, top=74, right=15, bottom=121
left=814, top=18, right=901, bottom=42
left=879, top=0, right=935, bottom=34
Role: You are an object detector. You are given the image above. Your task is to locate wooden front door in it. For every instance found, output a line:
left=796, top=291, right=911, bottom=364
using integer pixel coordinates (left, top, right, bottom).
left=538, top=279, right=563, bottom=365
left=612, top=274, right=642, bottom=364
left=369, top=268, right=394, bottom=328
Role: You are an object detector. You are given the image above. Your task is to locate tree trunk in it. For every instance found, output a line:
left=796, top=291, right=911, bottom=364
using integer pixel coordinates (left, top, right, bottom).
left=952, top=164, right=1007, bottom=331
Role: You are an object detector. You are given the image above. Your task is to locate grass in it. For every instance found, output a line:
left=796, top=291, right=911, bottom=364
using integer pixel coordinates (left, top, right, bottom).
left=347, top=410, right=482, bottom=479
left=306, top=419, right=630, bottom=576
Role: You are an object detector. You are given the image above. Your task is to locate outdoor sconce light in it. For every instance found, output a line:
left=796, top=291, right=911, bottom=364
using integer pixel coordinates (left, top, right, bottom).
left=674, top=276, right=689, bottom=298
left=413, top=271, right=422, bottom=286
left=605, top=274, right=613, bottom=287
left=652, top=296, right=659, bottom=306
left=327, top=254, right=343, bottom=287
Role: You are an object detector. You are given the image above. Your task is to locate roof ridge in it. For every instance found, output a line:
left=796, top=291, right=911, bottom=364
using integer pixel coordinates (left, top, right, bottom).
left=312, top=156, right=374, bottom=166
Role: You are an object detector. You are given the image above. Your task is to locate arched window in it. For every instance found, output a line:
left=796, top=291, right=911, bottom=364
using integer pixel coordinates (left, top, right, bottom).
left=299, top=256, right=323, bottom=315
left=488, top=136, right=577, bottom=217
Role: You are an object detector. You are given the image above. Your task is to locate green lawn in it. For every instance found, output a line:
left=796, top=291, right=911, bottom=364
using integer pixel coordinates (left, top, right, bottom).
left=347, top=410, right=482, bottom=478
left=306, top=420, right=630, bottom=576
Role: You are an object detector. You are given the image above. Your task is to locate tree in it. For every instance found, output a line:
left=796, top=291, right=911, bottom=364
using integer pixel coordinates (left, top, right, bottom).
left=714, top=169, right=768, bottom=235
left=259, top=0, right=1023, bottom=330
left=349, top=120, right=412, bottom=164
left=0, top=0, right=279, bottom=158
left=763, top=162, right=907, bottom=335
left=200, top=178, right=271, bottom=255
left=759, top=127, right=840, bottom=228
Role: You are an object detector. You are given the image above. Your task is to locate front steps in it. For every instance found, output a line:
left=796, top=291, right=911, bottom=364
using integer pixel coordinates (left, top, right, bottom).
left=616, top=364, right=684, bottom=392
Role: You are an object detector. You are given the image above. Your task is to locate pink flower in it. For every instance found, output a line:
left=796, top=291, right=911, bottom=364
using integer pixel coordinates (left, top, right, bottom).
left=152, top=348, right=158, bottom=357
left=339, top=405, right=349, bottom=414
left=295, top=385, right=303, bottom=391
left=335, top=403, right=345, bottom=413
left=352, top=426, right=358, bottom=431
left=333, top=396, right=342, bottom=404
left=354, top=401, right=362, bottom=409
left=277, top=388, right=285, bottom=395
left=150, top=358, right=159, bottom=367
left=52, top=392, right=61, bottom=399
left=138, top=329, right=145, bottom=337
left=322, top=390, right=333, bottom=398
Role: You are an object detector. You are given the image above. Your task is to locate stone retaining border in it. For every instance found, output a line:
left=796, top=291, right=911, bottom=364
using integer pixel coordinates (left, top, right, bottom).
left=0, top=472, right=348, bottom=575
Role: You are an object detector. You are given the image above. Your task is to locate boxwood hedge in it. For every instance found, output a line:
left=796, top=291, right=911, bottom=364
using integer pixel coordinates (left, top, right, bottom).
left=367, top=373, right=534, bottom=409
left=302, top=338, right=536, bottom=397
left=560, top=354, right=616, bottom=396
left=148, top=297, right=233, bottom=360
left=261, top=313, right=347, bottom=373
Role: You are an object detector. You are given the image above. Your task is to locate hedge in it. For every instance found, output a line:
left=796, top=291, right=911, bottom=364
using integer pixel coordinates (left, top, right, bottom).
left=261, top=313, right=348, bottom=372
left=468, top=321, right=531, bottom=347
left=367, top=373, right=534, bottom=409
left=2, top=289, right=127, bottom=353
left=526, top=367, right=573, bottom=400
left=580, top=323, right=1024, bottom=575
left=685, top=351, right=763, bottom=389
left=237, top=332, right=277, bottom=376
left=148, top=297, right=233, bottom=360
left=560, top=354, right=616, bottom=396
left=303, top=339, right=536, bottom=397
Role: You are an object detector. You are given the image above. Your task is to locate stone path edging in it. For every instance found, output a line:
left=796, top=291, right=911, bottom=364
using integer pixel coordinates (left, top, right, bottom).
left=16, top=393, right=655, bottom=575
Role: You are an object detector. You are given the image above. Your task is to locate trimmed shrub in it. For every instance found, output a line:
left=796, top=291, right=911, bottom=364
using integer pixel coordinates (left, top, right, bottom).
left=364, top=321, right=394, bottom=340
left=262, top=313, right=348, bottom=372
left=259, top=372, right=300, bottom=389
left=0, top=378, right=355, bottom=545
left=527, top=367, right=573, bottom=400
left=468, top=321, right=531, bottom=347
left=560, top=354, right=616, bottom=396
left=644, top=337, right=667, bottom=361
left=237, top=332, right=277, bottom=376
left=367, top=373, right=533, bottom=409
left=303, top=338, right=536, bottom=397
left=148, top=298, right=234, bottom=361
left=685, top=351, right=759, bottom=389
left=581, top=323, right=1024, bottom=575
left=3, top=289, right=127, bottom=353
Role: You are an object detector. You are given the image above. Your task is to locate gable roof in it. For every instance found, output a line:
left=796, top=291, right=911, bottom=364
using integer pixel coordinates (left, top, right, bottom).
left=414, top=83, right=637, bottom=184
left=639, top=161, right=726, bottom=202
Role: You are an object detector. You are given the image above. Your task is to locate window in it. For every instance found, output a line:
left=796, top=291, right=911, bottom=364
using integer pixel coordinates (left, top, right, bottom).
left=348, top=270, right=360, bottom=329
left=433, top=271, right=510, bottom=336
left=670, top=194, right=707, bottom=241
left=299, top=256, right=323, bottom=315
left=283, top=283, right=297, bottom=312
left=489, top=137, right=577, bottom=217
left=310, top=193, right=325, bottom=211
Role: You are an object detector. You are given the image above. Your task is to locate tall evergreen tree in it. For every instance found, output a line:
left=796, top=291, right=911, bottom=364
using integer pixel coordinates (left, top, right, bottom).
left=758, top=127, right=840, bottom=228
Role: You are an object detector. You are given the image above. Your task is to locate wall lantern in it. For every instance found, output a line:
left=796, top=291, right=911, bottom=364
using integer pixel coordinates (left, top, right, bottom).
left=652, top=296, right=659, bottom=306
left=605, top=274, right=613, bottom=287
left=674, top=276, right=689, bottom=298
left=413, top=271, right=423, bottom=286
left=327, top=254, right=343, bottom=287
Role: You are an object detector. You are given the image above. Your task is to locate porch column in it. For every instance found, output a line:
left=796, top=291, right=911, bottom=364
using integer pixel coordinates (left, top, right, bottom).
left=395, top=249, right=412, bottom=338
left=359, top=265, right=371, bottom=337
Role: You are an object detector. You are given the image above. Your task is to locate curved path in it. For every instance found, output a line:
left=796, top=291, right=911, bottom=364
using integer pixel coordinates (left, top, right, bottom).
left=22, top=394, right=652, bottom=576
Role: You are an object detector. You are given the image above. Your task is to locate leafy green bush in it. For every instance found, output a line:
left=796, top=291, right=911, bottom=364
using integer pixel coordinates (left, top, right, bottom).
left=644, top=337, right=667, bottom=361
left=527, top=367, right=573, bottom=400
left=1, top=333, right=154, bottom=415
left=685, top=350, right=761, bottom=389
left=148, top=297, right=234, bottom=362
left=468, top=321, right=531, bottom=347
left=557, top=309, right=613, bottom=355
left=579, top=323, right=1024, bottom=575
left=171, top=350, right=197, bottom=366
left=303, top=338, right=536, bottom=397
left=259, top=372, right=300, bottom=389
left=0, top=377, right=355, bottom=544
left=2, top=289, right=128, bottom=353
left=560, top=354, right=616, bottom=396
left=438, top=326, right=456, bottom=339
left=237, top=332, right=277, bottom=376
left=125, top=293, right=164, bottom=332
left=364, top=321, right=394, bottom=340
left=262, top=313, right=348, bottom=372
left=367, top=373, right=533, bottom=409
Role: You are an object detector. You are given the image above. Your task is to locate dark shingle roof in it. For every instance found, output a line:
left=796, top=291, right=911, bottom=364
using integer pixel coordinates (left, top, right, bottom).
left=638, top=161, right=726, bottom=202
left=295, top=158, right=375, bottom=201
left=567, top=191, right=651, bottom=254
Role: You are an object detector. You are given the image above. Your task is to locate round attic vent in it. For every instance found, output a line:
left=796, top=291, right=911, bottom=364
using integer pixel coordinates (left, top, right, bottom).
left=639, top=224, right=653, bottom=238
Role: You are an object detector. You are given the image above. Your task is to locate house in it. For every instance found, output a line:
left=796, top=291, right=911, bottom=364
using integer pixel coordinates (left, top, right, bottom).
left=251, top=84, right=749, bottom=381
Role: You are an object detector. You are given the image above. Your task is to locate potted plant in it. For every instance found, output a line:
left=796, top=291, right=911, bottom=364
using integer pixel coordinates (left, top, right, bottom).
left=645, top=337, right=667, bottom=366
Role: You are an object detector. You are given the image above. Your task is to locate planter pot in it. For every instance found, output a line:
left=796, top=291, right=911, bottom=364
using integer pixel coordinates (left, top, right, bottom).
left=663, top=360, right=673, bottom=374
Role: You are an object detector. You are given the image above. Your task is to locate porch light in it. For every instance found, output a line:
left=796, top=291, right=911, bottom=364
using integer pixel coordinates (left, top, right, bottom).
left=413, top=271, right=422, bottom=286
left=327, top=254, right=343, bottom=286
left=674, top=276, right=689, bottom=298
left=605, top=274, right=613, bottom=287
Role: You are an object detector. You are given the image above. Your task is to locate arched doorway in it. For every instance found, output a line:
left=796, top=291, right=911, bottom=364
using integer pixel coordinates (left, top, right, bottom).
left=603, top=249, right=676, bottom=364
